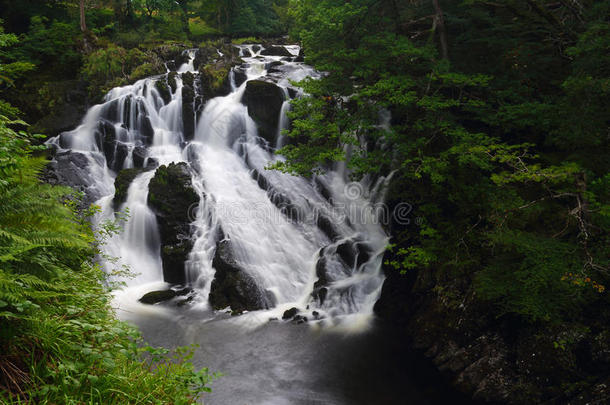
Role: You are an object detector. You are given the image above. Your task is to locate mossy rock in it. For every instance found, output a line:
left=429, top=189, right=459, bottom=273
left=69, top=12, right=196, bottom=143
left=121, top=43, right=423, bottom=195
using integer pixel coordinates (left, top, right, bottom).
left=260, top=45, right=293, bottom=57
left=168, top=71, right=178, bottom=93
left=209, top=240, right=273, bottom=313
left=200, top=63, right=231, bottom=97
left=113, top=168, right=145, bottom=210
left=148, top=163, right=199, bottom=284
left=242, top=80, right=286, bottom=143
left=155, top=80, right=171, bottom=104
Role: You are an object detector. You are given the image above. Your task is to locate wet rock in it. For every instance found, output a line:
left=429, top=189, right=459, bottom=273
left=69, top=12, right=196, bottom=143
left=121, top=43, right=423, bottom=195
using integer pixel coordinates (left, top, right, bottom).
left=192, top=47, right=216, bottom=71
left=233, top=67, right=248, bottom=88
left=242, top=80, right=285, bottom=143
left=316, top=215, right=342, bottom=241
left=241, top=48, right=253, bottom=58
left=260, top=45, right=293, bottom=57
left=293, top=315, right=308, bottom=324
left=146, top=157, right=159, bottom=169
left=138, top=115, right=155, bottom=144
left=168, top=71, right=178, bottom=93
left=154, top=79, right=172, bottom=104
left=209, top=240, right=272, bottom=313
left=287, top=87, right=299, bottom=99
left=96, top=119, right=117, bottom=167
left=148, top=162, right=199, bottom=284
left=132, top=146, right=147, bottom=168
left=176, top=295, right=195, bottom=307
left=314, top=177, right=333, bottom=202
left=282, top=307, right=299, bottom=320
left=113, top=168, right=145, bottom=210
left=114, top=143, right=129, bottom=171
left=182, top=73, right=196, bottom=141
left=139, top=287, right=192, bottom=305
left=154, top=43, right=189, bottom=66
left=199, top=63, right=232, bottom=100
left=336, top=240, right=358, bottom=268
left=294, top=47, right=305, bottom=63
left=42, top=150, right=101, bottom=209
left=94, top=119, right=132, bottom=171
left=250, top=170, right=303, bottom=221
left=139, top=290, right=177, bottom=305
left=251, top=45, right=261, bottom=53
left=334, top=240, right=372, bottom=269
left=312, top=254, right=330, bottom=305
left=265, top=61, right=283, bottom=71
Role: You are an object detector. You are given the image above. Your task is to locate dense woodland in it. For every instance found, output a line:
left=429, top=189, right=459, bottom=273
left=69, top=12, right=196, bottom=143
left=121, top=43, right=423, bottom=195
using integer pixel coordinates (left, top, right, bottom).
left=0, top=0, right=609, bottom=403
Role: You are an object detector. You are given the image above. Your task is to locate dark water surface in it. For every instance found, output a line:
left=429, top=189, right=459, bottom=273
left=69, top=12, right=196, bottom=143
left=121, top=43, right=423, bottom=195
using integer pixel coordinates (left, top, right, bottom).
left=121, top=307, right=470, bottom=405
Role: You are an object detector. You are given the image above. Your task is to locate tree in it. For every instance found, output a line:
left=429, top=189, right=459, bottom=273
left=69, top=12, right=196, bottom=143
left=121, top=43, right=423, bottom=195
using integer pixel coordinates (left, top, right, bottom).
left=277, top=0, right=609, bottom=323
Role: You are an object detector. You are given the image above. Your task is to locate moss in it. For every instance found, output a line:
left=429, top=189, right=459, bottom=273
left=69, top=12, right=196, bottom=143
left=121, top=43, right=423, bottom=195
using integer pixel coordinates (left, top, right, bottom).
left=154, top=79, right=171, bottom=104
left=202, top=63, right=230, bottom=92
left=168, top=71, right=178, bottom=93
left=113, top=168, right=145, bottom=210
left=130, top=62, right=164, bottom=81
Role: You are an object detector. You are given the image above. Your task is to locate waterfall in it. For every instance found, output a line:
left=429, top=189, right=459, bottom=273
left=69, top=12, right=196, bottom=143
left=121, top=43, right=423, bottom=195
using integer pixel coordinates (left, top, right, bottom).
left=47, top=44, right=391, bottom=328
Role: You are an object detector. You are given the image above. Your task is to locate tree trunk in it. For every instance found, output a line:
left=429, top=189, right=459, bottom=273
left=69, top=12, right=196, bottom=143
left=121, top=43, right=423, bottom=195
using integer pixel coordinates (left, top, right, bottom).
left=80, top=0, right=87, bottom=32
left=432, top=0, right=449, bottom=60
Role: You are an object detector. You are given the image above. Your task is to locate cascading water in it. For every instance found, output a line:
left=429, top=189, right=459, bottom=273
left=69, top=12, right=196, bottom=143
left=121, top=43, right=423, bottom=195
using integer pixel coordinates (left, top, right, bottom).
left=43, top=44, right=459, bottom=405
left=48, top=44, right=391, bottom=328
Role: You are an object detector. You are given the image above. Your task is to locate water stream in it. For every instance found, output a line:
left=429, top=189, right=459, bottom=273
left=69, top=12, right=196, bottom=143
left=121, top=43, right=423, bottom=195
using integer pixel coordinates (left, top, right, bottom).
left=48, top=44, right=452, bottom=404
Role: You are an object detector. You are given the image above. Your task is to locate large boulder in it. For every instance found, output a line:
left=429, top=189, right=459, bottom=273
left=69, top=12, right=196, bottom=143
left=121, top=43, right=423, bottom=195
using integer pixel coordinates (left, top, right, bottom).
left=42, top=150, right=102, bottom=209
left=209, top=240, right=273, bottom=313
left=242, top=80, right=286, bottom=143
left=260, top=45, right=293, bottom=57
left=199, top=62, right=232, bottom=100
left=196, top=42, right=242, bottom=101
left=147, top=162, right=199, bottom=284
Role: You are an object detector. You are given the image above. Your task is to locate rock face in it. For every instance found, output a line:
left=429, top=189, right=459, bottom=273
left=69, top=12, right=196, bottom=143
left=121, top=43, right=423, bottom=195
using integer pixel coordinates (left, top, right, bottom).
left=374, top=242, right=610, bottom=404
left=242, top=80, right=285, bottom=143
left=42, top=150, right=104, bottom=209
left=147, top=162, right=199, bottom=284
left=209, top=240, right=273, bottom=313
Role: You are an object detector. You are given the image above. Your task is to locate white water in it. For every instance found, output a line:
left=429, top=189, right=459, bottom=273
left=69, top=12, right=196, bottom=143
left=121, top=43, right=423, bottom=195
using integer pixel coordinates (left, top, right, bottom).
left=48, top=45, right=391, bottom=330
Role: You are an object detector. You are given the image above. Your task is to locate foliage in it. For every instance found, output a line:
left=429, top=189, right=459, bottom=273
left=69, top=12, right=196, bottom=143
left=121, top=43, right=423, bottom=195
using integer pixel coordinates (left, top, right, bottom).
left=277, top=0, right=609, bottom=323
left=82, top=45, right=164, bottom=96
